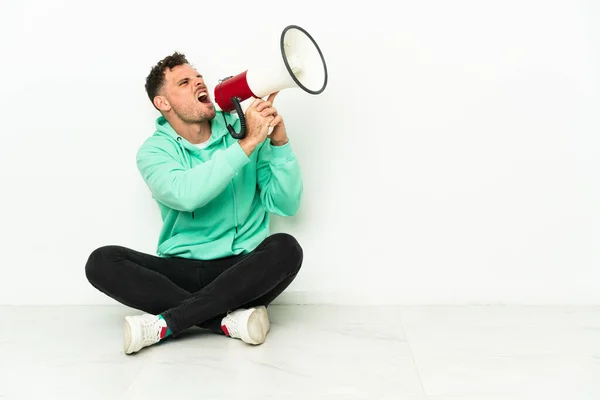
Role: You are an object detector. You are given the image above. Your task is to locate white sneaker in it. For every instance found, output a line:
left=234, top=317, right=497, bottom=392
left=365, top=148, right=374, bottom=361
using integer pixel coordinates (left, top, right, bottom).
left=221, top=306, right=270, bottom=345
left=123, top=314, right=168, bottom=354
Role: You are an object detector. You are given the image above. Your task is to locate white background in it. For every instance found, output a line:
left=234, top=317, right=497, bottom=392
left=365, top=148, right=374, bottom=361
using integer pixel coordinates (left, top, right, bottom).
left=1, top=0, right=598, bottom=305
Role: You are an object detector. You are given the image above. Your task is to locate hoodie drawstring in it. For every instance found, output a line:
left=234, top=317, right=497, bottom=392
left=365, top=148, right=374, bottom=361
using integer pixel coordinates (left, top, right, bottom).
left=177, top=137, right=195, bottom=219
left=223, top=135, right=239, bottom=233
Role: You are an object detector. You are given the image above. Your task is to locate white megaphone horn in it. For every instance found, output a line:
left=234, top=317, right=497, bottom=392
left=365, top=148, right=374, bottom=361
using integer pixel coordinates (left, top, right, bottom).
left=214, top=25, right=328, bottom=139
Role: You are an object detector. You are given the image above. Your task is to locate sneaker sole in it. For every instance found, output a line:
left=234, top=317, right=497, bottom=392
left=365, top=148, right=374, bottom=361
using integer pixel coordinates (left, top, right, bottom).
left=123, top=317, right=139, bottom=354
left=256, top=306, right=270, bottom=335
left=243, top=307, right=269, bottom=345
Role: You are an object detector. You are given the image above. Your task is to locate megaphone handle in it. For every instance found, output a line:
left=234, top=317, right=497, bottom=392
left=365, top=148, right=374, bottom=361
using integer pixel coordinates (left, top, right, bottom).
left=224, top=97, right=246, bottom=139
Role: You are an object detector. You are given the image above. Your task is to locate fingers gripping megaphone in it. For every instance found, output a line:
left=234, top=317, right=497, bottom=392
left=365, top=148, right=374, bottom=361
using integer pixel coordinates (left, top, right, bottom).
left=214, top=25, right=328, bottom=139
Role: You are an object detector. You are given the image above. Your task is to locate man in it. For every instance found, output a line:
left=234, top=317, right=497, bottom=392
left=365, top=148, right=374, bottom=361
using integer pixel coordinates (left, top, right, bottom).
left=85, top=52, right=303, bottom=355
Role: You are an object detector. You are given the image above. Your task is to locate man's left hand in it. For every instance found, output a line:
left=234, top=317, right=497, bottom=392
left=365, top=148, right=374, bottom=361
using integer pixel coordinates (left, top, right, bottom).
left=255, top=91, right=288, bottom=146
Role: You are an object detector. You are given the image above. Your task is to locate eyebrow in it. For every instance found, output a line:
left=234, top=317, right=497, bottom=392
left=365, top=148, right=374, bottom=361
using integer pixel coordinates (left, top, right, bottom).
left=176, top=74, right=202, bottom=86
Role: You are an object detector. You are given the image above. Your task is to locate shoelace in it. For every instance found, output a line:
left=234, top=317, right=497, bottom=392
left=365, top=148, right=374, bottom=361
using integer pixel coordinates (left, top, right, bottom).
left=222, top=313, right=240, bottom=337
left=141, top=317, right=162, bottom=345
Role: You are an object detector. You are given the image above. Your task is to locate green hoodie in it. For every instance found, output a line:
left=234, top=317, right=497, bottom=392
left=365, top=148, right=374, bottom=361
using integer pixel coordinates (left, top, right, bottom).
left=136, top=111, right=303, bottom=260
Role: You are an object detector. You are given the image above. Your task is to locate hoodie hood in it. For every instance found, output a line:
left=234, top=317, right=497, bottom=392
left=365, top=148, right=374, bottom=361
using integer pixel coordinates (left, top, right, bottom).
left=153, top=110, right=240, bottom=172
left=155, top=110, right=239, bottom=152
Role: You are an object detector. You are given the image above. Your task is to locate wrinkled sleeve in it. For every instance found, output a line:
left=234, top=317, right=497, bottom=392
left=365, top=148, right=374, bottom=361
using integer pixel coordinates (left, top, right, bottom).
left=256, top=140, right=303, bottom=216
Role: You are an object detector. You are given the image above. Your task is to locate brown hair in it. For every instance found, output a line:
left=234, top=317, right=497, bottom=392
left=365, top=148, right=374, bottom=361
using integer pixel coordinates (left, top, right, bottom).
left=145, top=52, right=189, bottom=109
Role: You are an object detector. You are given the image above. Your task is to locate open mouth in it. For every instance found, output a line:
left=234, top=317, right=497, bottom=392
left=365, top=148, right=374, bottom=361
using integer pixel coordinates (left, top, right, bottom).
left=197, top=92, right=211, bottom=104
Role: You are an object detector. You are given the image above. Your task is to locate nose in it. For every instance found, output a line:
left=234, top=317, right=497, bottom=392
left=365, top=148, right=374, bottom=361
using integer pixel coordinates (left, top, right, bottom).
left=195, top=77, right=204, bottom=87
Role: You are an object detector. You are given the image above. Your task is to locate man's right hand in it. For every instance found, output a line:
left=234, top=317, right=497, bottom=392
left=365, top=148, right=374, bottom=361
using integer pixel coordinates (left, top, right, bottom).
left=238, top=96, right=278, bottom=156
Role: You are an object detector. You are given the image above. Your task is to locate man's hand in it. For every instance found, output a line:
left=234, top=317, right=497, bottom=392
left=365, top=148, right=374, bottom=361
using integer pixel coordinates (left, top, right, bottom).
left=260, top=92, right=288, bottom=146
left=238, top=92, right=288, bottom=156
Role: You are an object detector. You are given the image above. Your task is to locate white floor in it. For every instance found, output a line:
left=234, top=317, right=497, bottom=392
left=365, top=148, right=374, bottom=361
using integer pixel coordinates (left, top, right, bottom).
left=0, top=305, right=599, bottom=399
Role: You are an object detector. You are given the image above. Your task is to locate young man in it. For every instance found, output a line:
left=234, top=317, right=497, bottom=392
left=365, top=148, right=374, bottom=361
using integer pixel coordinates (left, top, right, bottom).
left=85, top=52, right=303, bottom=354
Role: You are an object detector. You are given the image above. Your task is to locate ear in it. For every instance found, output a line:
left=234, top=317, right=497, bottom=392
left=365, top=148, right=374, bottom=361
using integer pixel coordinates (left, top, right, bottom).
left=153, top=95, right=171, bottom=112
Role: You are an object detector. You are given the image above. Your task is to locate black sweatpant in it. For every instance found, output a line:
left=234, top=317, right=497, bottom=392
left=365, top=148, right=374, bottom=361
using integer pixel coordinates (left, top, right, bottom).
left=85, top=233, right=303, bottom=336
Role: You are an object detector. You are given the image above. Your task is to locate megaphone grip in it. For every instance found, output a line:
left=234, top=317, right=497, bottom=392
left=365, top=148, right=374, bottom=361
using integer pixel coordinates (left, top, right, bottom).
left=224, top=97, right=247, bottom=139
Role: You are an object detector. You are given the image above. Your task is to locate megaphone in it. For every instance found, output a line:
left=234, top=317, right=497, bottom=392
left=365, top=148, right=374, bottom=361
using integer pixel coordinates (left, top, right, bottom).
left=214, top=25, right=328, bottom=139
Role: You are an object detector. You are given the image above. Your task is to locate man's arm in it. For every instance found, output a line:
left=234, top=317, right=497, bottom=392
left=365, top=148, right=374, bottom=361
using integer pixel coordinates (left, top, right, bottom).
left=136, top=140, right=250, bottom=212
left=256, top=139, right=303, bottom=216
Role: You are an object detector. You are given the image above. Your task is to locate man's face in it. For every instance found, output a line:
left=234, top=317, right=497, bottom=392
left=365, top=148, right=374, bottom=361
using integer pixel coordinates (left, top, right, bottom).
left=157, top=63, right=216, bottom=123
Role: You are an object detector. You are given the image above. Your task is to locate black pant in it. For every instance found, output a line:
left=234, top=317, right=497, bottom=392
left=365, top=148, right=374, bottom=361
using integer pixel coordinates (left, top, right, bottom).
left=85, top=233, right=303, bottom=336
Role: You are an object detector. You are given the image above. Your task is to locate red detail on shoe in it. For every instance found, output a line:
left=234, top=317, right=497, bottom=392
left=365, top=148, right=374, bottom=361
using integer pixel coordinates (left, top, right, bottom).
left=160, top=326, right=167, bottom=339
left=221, top=325, right=230, bottom=336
